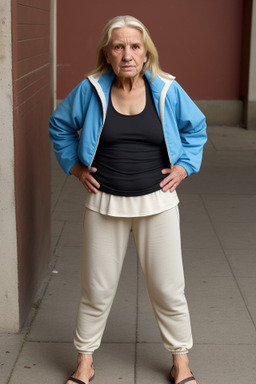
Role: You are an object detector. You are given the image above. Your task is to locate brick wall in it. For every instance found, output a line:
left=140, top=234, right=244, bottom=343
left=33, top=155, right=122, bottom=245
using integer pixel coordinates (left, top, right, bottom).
left=11, top=0, right=51, bottom=327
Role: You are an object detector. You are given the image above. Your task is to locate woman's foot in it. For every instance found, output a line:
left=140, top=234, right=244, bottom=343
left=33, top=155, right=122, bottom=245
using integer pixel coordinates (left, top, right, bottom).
left=171, top=354, right=197, bottom=384
left=66, top=353, right=94, bottom=384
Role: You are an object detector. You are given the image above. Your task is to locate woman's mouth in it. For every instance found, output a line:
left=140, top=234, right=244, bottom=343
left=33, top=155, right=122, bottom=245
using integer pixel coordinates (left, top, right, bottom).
left=121, top=66, right=134, bottom=69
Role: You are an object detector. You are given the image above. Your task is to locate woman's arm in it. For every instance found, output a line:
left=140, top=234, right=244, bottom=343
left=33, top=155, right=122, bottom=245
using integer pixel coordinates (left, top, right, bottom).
left=173, top=81, right=207, bottom=176
left=49, top=80, right=91, bottom=174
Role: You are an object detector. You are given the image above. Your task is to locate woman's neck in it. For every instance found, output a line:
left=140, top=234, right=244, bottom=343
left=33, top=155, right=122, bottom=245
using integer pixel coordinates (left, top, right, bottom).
left=114, top=74, right=144, bottom=92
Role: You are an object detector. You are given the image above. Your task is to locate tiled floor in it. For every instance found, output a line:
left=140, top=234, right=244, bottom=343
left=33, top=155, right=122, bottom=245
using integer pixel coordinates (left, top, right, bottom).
left=1, top=126, right=256, bottom=383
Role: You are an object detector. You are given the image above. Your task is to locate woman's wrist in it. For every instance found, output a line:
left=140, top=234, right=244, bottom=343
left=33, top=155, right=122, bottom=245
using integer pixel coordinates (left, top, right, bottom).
left=70, top=162, right=85, bottom=178
left=174, top=164, right=188, bottom=179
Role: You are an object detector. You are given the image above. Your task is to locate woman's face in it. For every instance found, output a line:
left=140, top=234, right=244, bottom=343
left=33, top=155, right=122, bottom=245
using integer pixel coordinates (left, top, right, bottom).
left=105, top=27, right=147, bottom=79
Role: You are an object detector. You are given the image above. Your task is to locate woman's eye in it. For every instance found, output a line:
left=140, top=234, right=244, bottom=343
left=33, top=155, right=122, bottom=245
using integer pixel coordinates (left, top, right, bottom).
left=133, top=45, right=139, bottom=49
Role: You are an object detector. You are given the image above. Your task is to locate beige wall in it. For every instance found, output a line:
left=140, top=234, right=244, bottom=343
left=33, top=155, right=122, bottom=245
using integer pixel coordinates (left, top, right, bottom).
left=0, top=0, right=19, bottom=332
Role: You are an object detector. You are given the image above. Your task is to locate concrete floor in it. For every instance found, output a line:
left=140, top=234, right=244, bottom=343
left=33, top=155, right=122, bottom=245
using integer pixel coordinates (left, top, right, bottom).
left=1, top=126, right=256, bottom=384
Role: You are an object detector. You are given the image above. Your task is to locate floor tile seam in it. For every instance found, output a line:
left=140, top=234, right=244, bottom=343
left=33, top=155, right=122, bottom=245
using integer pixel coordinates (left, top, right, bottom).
left=25, top=340, right=139, bottom=344
left=22, top=264, right=62, bottom=337
left=182, top=246, right=224, bottom=250
left=215, top=246, right=256, bottom=250
left=137, top=341, right=256, bottom=346
left=206, top=137, right=218, bottom=151
left=55, top=245, right=83, bottom=249
left=182, top=221, right=256, bottom=226
left=16, top=221, right=70, bottom=365
left=185, top=274, right=234, bottom=279
left=6, top=249, right=67, bottom=384
left=5, top=339, right=26, bottom=384
left=200, top=194, right=256, bottom=330
left=23, top=340, right=256, bottom=346
left=51, top=220, right=67, bottom=255
left=231, top=276, right=256, bottom=279
left=24, top=340, right=74, bottom=344
left=188, top=192, right=256, bottom=197
left=51, top=175, right=69, bottom=215
left=182, top=245, right=256, bottom=250
left=181, top=246, right=223, bottom=250
left=192, top=342, right=256, bottom=346
left=202, top=162, right=256, bottom=167
left=204, top=149, right=256, bottom=153
left=198, top=193, right=256, bottom=198
left=201, top=219, right=256, bottom=225
left=183, top=270, right=252, bottom=279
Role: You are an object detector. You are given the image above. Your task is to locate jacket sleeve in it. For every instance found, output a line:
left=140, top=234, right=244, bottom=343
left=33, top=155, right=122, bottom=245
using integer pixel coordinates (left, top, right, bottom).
left=49, top=80, right=91, bottom=175
left=173, top=81, right=207, bottom=176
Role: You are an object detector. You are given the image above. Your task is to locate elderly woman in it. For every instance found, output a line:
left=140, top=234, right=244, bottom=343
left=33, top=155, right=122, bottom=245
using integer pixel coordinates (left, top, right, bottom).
left=49, top=15, right=207, bottom=384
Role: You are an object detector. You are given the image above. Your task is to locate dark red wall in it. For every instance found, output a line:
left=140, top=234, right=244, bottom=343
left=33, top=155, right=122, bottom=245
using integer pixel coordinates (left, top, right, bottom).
left=12, top=0, right=51, bottom=327
left=57, top=0, right=244, bottom=100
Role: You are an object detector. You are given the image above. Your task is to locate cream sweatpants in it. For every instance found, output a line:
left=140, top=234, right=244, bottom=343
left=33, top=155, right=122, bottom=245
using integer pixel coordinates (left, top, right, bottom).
left=74, top=206, right=193, bottom=354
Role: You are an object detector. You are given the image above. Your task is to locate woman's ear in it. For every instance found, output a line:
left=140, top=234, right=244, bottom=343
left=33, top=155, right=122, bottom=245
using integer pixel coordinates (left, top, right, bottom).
left=143, top=55, right=147, bottom=63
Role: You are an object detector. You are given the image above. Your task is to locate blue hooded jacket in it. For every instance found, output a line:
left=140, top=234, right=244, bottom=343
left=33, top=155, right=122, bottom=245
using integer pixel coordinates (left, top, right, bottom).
left=49, top=69, right=207, bottom=176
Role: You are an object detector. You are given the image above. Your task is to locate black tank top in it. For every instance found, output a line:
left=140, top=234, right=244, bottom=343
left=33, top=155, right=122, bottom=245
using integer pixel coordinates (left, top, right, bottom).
left=92, top=79, right=170, bottom=196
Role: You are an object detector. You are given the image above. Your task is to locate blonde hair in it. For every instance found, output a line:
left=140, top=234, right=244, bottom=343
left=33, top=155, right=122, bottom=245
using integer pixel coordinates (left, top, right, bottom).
left=89, top=15, right=170, bottom=80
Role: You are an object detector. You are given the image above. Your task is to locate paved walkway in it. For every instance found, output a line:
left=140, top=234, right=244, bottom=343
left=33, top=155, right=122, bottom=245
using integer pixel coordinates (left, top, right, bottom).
left=1, top=126, right=256, bottom=384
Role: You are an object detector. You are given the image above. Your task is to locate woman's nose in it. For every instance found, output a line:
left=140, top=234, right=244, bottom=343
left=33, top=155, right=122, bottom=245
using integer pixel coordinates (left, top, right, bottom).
left=122, top=47, right=132, bottom=61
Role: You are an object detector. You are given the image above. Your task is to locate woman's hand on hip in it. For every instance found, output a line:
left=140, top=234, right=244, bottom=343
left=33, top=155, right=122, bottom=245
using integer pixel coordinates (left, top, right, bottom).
left=70, top=162, right=100, bottom=193
left=160, top=165, right=187, bottom=192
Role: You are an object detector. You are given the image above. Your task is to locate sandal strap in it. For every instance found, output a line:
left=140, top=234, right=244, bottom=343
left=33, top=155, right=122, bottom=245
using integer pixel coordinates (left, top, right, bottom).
left=67, top=377, right=86, bottom=384
left=169, top=366, right=196, bottom=384
left=177, top=375, right=196, bottom=384
left=67, top=371, right=95, bottom=384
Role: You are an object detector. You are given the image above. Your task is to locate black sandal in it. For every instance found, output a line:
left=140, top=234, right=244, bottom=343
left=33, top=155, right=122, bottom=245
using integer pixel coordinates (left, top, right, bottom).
left=67, top=367, right=95, bottom=384
left=170, top=365, right=196, bottom=384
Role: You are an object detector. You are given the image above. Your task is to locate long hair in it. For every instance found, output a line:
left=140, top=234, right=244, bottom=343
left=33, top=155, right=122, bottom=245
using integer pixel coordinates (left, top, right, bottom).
left=89, top=15, right=170, bottom=80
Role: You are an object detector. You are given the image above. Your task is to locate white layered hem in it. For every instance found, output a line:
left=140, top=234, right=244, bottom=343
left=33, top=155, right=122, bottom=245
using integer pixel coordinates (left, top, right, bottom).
left=85, top=189, right=179, bottom=217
